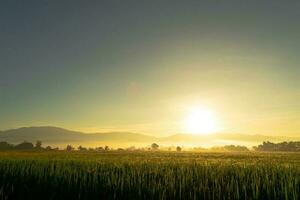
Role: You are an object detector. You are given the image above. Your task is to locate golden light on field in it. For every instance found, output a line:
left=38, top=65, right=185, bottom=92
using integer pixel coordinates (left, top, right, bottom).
left=183, top=106, right=218, bottom=135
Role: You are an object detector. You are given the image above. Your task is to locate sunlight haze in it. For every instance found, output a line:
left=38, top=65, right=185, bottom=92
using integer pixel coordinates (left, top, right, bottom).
left=0, top=1, right=299, bottom=138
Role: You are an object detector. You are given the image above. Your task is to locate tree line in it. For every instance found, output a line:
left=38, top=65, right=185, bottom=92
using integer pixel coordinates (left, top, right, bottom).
left=0, top=141, right=299, bottom=152
left=253, top=141, right=300, bottom=152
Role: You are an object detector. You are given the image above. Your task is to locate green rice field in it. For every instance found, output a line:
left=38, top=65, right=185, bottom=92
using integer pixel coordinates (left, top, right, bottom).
left=0, top=151, right=299, bottom=199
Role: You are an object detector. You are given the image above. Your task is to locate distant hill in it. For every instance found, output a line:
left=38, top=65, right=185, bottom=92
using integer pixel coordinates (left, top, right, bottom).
left=0, top=127, right=84, bottom=143
left=0, top=127, right=157, bottom=147
left=0, top=126, right=298, bottom=148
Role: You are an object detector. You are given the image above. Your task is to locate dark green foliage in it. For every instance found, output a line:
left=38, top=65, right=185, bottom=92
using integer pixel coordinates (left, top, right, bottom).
left=66, top=145, right=74, bottom=151
left=0, top=151, right=298, bottom=200
left=255, top=141, right=300, bottom=152
left=14, top=141, right=34, bottom=150
left=78, top=145, right=87, bottom=151
left=211, top=145, right=249, bottom=152
left=0, top=142, right=13, bottom=150
left=35, top=140, right=42, bottom=149
left=151, top=143, right=159, bottom=150
left=223, top=145, right=249, bottom=151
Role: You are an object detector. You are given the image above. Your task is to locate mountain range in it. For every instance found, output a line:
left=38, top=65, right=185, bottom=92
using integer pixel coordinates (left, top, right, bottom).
left=0, top=126, right=299, bottom=148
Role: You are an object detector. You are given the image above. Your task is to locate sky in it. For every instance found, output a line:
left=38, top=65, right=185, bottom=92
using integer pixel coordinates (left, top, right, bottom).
left=0, top=0, right=299, bottom=136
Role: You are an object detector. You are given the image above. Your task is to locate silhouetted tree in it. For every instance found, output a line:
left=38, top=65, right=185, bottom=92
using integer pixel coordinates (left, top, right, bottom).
left=35, top=140, right=42, bottom=149
left=151, top=143, right=159, bottom=150
left=254, top=141, right=300, bottom=152
left=176, top=146, right=182, bottom=152
left=95, top=147, right=104, bottom=151
left=0, top=141, right=13, bottom=150
left=127, top=146, right=136, bottom=151
left=104, top=145, right=109, bottom=151
left=15, top=141, right=34, bottom=150
left=210, top=145, right=249, bottom=152
left=66, top=145, right=74, bottom=151
left=224, top=145, right=249, bottom=152
left=78, top=145, right=87, bottom=151
left=45, top=146, right=52, bottom=151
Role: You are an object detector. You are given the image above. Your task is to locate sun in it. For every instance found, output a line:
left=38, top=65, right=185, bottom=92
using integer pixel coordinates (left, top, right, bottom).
left=183, top=106, right=218, bottom=135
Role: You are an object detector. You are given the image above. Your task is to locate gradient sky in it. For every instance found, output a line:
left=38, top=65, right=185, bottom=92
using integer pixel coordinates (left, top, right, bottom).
left=0, top=0, right=299, bottom=136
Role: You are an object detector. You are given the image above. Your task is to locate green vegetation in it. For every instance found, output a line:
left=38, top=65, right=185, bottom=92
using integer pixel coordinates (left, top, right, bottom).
left=0, top=151, right=298, bottom=200
left=254, top=141, right=300, bottom=152
left=1, top=140, right=300, bottom=152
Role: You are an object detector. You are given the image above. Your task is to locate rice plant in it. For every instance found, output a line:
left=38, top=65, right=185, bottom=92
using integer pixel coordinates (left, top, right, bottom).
left=0, top=151, right=298, bottom=200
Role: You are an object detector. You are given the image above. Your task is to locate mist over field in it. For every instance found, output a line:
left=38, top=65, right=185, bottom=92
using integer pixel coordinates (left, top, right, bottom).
left=1, top=126, right=299, bottom=149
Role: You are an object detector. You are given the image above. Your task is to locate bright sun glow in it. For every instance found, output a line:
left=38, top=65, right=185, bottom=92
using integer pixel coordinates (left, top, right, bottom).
left=183, top=106, right=218, bottom=135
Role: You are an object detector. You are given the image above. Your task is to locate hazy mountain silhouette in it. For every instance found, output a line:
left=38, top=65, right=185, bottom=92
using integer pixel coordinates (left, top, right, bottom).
left=0, top=126, right=156, bottom=143
left=0, top=126, right=298, bottom=147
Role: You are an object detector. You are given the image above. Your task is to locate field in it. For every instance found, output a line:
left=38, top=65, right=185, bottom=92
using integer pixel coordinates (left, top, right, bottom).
left=0, top=151, right=299, bottom=200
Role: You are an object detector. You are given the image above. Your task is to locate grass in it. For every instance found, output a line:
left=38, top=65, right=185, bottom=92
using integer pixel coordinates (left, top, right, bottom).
left=0, top=151, right=298, bottom=199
